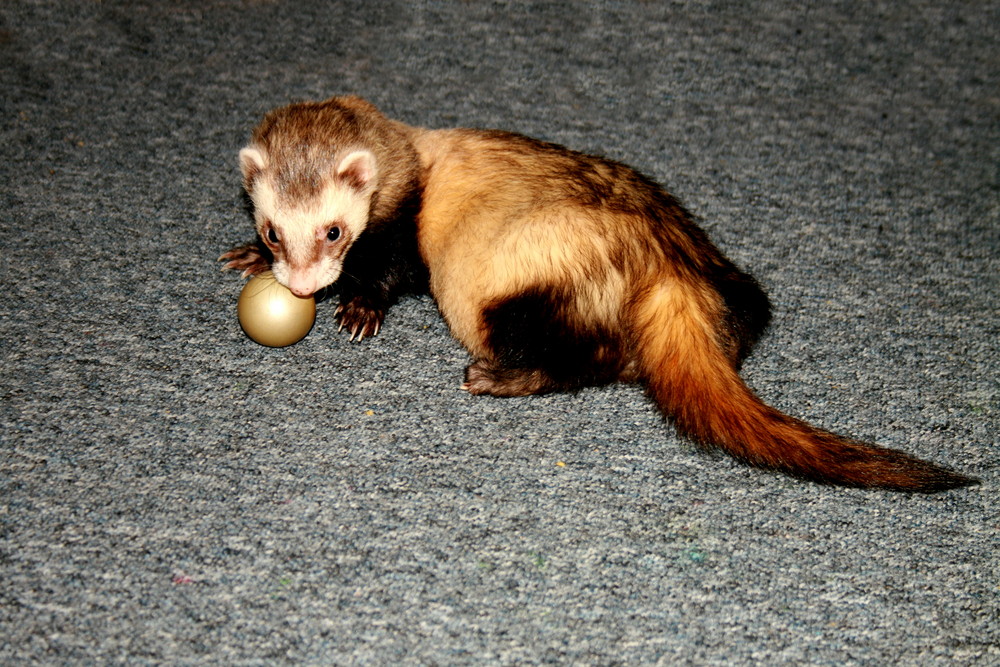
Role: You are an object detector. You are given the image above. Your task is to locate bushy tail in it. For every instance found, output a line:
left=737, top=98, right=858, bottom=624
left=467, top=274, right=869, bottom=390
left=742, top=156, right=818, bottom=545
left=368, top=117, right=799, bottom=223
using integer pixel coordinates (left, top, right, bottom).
left=635, top=285, right=978, bottom=492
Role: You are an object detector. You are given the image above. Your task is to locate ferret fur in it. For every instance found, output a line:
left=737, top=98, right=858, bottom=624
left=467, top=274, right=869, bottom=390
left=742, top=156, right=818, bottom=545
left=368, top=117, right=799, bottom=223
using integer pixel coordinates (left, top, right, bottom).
left=221, top=95, right=978, bottom=492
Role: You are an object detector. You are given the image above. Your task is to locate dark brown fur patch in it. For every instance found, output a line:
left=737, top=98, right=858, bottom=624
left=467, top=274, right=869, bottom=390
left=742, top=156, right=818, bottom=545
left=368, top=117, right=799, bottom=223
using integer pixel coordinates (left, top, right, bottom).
left=479, top=285, right=626, bottom=393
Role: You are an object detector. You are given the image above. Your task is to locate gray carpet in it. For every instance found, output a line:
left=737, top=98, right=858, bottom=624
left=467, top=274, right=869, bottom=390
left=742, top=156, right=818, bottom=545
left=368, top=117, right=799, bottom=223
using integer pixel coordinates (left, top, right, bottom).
left=2, top=1, right=997, bottom=664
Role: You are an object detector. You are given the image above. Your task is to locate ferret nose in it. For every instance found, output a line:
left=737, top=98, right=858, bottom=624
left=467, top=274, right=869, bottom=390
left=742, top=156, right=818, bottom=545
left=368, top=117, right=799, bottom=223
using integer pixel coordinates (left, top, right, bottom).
left=287, top=276, right=317, bottom=298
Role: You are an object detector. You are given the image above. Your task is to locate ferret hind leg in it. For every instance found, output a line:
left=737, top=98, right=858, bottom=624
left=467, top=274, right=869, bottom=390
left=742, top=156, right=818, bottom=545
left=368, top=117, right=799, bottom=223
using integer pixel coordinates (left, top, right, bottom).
left=462, top=286, right=624, bottom=397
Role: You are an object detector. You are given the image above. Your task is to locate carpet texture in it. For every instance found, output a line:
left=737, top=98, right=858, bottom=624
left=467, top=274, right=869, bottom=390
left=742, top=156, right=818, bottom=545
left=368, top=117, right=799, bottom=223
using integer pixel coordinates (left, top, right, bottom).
left=1, top=1, right=997, bottom=663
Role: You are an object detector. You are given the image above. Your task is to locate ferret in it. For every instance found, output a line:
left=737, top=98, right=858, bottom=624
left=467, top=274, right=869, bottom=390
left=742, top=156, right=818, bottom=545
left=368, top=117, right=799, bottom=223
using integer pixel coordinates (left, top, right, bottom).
left=221, top=95, right=978, bottom=492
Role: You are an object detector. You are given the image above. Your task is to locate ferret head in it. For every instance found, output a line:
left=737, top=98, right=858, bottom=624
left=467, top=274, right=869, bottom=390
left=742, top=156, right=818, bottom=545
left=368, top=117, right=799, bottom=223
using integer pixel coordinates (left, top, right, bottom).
left=240, top=144, right=376, bottom=297
left=239, top=96, right=420, bottom=297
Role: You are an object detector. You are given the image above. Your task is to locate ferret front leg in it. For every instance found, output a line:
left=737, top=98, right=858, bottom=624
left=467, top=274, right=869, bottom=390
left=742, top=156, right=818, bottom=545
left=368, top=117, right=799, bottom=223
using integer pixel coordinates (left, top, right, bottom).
left=332, top=222, right=428, bottom=342
left=219, top=240, right=271, bottom=277
left=332, top=267, right=397, bottom=342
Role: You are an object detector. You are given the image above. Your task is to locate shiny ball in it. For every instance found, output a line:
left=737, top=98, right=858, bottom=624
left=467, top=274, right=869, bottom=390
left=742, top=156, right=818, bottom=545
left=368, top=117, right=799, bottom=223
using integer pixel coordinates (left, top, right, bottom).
left=237, top=270, right=316, bottom=347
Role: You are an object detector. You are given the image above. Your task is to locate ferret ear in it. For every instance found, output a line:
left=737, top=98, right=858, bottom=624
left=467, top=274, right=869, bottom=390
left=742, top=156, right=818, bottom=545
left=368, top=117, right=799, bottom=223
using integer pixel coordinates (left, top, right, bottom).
left=336, top=150, right=376, bottom=190
left=239, top=146, right=267, bottom=184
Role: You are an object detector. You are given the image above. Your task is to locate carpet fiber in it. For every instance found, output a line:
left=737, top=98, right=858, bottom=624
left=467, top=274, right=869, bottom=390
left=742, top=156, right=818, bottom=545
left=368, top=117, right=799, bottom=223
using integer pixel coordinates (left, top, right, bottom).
left=1, top=1, right=997, bottom=663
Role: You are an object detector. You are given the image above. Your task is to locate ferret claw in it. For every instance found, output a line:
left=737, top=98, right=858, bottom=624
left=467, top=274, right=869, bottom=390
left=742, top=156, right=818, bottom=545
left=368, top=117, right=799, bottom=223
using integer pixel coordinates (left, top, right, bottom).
left=335, top=298, right=384, bottom=342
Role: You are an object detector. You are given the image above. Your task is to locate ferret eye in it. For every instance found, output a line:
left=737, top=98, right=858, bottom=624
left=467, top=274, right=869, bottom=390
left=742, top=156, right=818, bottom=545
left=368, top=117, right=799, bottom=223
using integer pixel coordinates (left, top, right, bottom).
left=267, top=228, right=279, bottom=244
left=327, top=227, right=342, bottom=242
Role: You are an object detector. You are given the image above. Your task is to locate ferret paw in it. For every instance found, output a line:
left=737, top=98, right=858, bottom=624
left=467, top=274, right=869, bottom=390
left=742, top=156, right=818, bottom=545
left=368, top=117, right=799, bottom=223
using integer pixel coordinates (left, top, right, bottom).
left=335, top=298, right=385, bottom=342
left=219, top=242, right=271, bottom=277
left=462, top=360, right=552, bottom=397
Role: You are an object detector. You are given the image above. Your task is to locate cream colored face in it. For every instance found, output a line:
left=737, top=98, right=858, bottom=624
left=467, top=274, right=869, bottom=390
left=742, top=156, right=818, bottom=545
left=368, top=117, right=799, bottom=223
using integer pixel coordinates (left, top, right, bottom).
left=240, top=147, right=377, bottom=297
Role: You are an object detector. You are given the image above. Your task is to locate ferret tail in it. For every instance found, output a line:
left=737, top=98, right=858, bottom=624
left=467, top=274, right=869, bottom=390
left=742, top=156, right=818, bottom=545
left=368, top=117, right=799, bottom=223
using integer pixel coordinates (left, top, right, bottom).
left=634, top=283, right=978, bottom=492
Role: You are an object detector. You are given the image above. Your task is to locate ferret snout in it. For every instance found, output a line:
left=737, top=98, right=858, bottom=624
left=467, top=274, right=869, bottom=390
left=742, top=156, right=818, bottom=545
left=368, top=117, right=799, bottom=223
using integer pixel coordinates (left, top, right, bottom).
left=281, top=261, right=340, bottom=298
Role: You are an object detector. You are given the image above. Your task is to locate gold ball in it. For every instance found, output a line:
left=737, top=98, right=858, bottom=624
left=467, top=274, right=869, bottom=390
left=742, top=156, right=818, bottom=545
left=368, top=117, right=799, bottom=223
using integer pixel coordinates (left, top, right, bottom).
left=237, top=271, right=316, bottom=347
